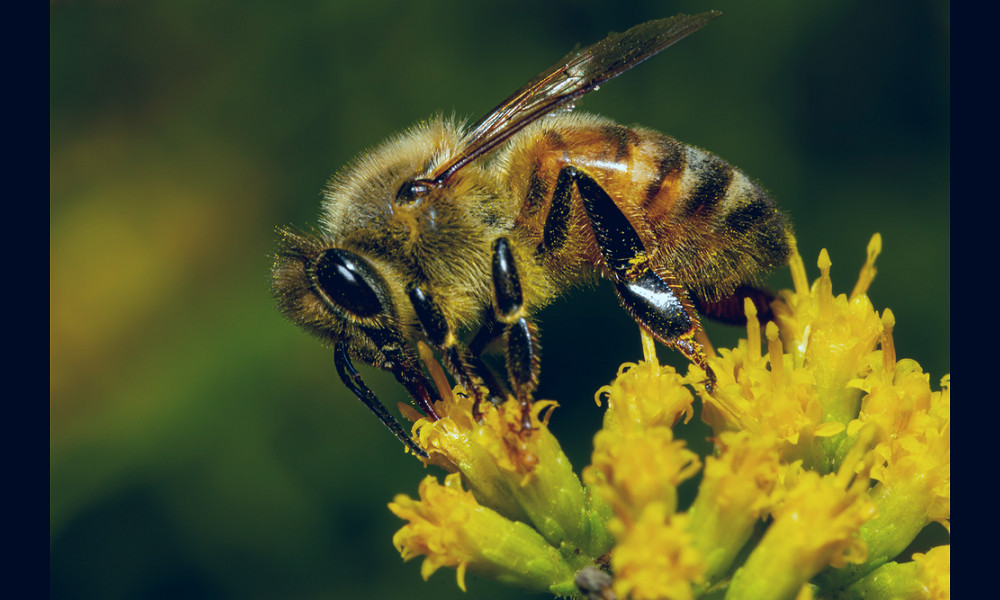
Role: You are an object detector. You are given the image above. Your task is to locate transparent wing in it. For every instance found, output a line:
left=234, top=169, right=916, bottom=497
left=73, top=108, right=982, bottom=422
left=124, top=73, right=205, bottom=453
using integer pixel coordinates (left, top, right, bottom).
left=430, top=11, right=721, bottom=184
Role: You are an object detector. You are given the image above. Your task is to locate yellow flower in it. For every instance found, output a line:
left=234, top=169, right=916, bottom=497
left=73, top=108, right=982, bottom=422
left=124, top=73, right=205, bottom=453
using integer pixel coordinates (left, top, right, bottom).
left=586, top=424, right=701, bottom=524
left=583, top=359, right=706, bottom=598
left=700, top=301, right=841, bottom=469
left=686, top=431, right=781, bottom=581
left=610, top=507, right=705, bottom=600
left=824, top=349, right=950, bottom=585
left=389, top=473, right=577, bottom=594
left=913, top=545, right=950, bottom=600
left=726, top=441, right=877, bottom=600
left=405, top=355, right=613, bottom=568
left=842, top=544, right=950, bottom=599
left=775, top=237, right=885, bottom=426
left=851, top=344, right=950, bottom=533
left=594, top=360, right=696, bottom=434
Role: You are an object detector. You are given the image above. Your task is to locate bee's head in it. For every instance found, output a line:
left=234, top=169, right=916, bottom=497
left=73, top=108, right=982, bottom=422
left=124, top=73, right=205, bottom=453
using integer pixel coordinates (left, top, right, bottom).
left=272, top=227, right=442, bottom=452
left=272, top=228, right=407, bottom=368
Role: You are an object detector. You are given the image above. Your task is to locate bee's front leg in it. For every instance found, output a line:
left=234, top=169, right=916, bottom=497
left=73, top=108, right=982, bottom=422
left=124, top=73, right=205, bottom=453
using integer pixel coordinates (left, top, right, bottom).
left=491, top=237, right=540, bottom=428
left=334, top=341, right=429, bottom=457
left=407, top=284, right=501, bottom=415
left=568, top=166, right=715, bottom=388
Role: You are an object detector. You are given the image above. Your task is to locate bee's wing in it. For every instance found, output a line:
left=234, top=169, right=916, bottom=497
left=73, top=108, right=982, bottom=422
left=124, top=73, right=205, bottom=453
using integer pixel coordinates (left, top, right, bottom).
left=430, top=11, right=720, bottom=184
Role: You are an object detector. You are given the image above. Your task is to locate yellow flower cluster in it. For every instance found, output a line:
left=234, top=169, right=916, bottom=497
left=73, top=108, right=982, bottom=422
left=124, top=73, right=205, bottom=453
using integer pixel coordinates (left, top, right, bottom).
left=389, top=472, right=576, bottom=593
left=584, top=361, right=705, bottom=600
left=609, top=508, right=703, bottom=600
left=388, top=235, right=950, bottom=599
left=391, top=368, right=612, bottom=596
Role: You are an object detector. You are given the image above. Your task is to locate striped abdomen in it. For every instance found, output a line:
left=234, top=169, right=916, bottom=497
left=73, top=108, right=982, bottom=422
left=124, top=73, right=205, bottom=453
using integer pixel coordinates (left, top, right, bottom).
left=501, top=113, right=791, bottom=301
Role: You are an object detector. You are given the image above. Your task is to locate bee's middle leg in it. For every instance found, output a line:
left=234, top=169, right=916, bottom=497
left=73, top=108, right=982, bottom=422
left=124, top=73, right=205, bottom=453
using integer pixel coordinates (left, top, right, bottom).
left=490, top=236, right=540, bottom=428
left=465, top=316, right=513, bottom=406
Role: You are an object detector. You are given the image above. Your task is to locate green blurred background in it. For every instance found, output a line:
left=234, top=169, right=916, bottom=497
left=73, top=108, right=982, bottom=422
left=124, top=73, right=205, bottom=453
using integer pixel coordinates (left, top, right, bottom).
left=51, top=1, right=949, bottom=598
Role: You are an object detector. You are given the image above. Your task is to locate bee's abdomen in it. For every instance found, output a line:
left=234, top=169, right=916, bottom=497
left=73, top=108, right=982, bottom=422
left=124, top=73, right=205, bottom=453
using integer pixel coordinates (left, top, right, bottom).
left=648, top=144, right=791, bottom=298
left=505, top=115, right=790, bottom=298
left=673, top=148, right=733, bottom=219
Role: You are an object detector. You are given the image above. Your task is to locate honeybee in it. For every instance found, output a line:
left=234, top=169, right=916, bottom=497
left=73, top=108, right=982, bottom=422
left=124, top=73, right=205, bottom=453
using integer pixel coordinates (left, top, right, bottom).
left=273, top=12, right=792, bottom=456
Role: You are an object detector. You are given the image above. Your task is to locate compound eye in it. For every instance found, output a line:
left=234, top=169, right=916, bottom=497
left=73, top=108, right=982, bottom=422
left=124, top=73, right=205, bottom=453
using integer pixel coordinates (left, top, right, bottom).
left=313, top=249, right=384, bottom=318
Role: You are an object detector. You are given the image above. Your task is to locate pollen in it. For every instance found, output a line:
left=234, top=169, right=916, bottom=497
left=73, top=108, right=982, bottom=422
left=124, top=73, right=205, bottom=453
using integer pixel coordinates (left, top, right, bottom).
left=624, top=251, right=651, bottom=279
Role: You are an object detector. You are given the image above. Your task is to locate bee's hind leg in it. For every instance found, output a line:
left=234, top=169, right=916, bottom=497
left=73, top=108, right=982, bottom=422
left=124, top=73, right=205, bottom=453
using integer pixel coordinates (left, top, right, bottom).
left=491, top=237, right=540, bottom=429
left=569, top=166, right=716, bottom=389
